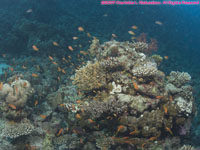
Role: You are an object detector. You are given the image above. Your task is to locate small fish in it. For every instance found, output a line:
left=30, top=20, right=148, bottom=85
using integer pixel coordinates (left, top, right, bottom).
left=40, top=115, right=47, bottom=119
left=87, top=33, right=91, bottom=37
left=132, top=81, right=138, bottom=90
left=32, top=73, right=38, bottom=77
left=32, top=45, right=39, bottom=51
left=142, top=143, right=146, bottom=148
left=156, top=96, right=164, bottom=99
left=2, top=54, right=6, bottom=58
left=165, top=127, right=173, bottom=135
left=26, top=9, right=33, bottom=13
left=131, top=36, right=136, bottom=40
left=122, top=137, right=129, bottom=140
left=49, top=56, right=53, bottom=61
left=0, top=82, right=3, bottom=91
left=169, top=95, right=173, bottom=102
left=131, top=25, right=138, bottom=30
left=22, top=65, right=27, bottom=69
left=103, top=13, right=108, bottom=17
left=129, top=129, right=138, bottom=135
left=81, top=108, right=85, bottom=113
left=34, top=100, right=38, bottom=106
left=76, top=113, right=81, bottom=119
left=163, top=105, right=168, bottom=114
left=59, top=104, right=65, bottom=107
left=53, top=41, right=59, bottom=46
left=164, top=56, right=168, bottom=60
left=52, top=62, right=57, bottom=65
left=68, top=46, right=74, bottom=51
left=76, top=100, right=81, bottom=104
left=116, top=125, right=126, bottom=133
left=15, top=86, right=18, bottom=94
left=8, top=104, right=16, bottom=110
left=73, top=37, right=78, bottom=40
left=56, top=128, right=63, bottom=136
left=155, top=21, right=163, bottom=26
left=88, top=119, right=95, bottom=124
left=57, top=67, right=61, bottom=72
left=61, top=69, right=66, bottom=74
left=78, top=27, right=84, bottom=31
left=9, top=67, right=14, bottom=72
left=57, top=76, right=60, bottom=81
left=149, top=136, right=157, bottom=141
left=112, top=33, right=117, bottom=38
left=80, top=51, right=87, bottom=55
left=128, top=31, right=135, bottom=35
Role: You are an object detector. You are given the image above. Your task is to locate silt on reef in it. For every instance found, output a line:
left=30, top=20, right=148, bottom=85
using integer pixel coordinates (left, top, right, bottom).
left=70, top=39, right=195, bottom=149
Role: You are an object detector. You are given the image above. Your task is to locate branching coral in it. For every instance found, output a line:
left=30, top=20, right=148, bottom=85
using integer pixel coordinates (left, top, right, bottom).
left=72, top=61, right=106, bottom=92
left=132, top=61, right=158, bottom=77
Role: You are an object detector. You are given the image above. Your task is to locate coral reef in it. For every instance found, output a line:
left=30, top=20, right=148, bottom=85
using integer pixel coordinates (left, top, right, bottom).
left=2, top=119, right=34, bottom=139
left=71, top=39, right=195, bottom=149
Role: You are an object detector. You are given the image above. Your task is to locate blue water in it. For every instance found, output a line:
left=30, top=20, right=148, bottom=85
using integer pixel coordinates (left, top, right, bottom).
left=0, top=0, right=200, bottom=149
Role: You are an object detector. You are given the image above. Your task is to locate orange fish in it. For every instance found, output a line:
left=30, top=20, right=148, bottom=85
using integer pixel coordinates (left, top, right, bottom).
left=49, top=56, right=53, bottom=61
left=116, top=125, right=126, bottom=133
left=52, top=62, right=57, bottom=65
left=129, top=129, right=138, bottom=135
left=2, top=54, right=6, bottom=58
left=32, top=45, right=39, bottom=51
left=57, top=67, right=61, bottom=72
left=78, top=27, right=84, bottom=31
left=56, top=128, right=63, bottom=136
left=73, top=37, right=78, bottom=40
left=68, top=46, right=74, bottom=51
left=9, top=67, right=14, bottom=72
left=155, top=21, right=163, bottom=26
left=34, top=100, right=38, bottom=106
left=8, top=104, right=16, bottom=110
left=32, top=73, right=38, bottom=77
left=15, top=86, right=18, bottom=94
left=81, top=108, right=85, bottom=113
left=0, top=82, right=3, bottom=91
left=88, top=119, right=95, bottom=124
left=128, top=31, right=135, bottom=35
left=76, top=113, right=81, bottom=119
left=53, top=41, right=59, bottom=46
left=156, top=96, right=164, bottom=99
left=131, top=25, right=138, bottom=30
left=122, top=137, right=129, bottom=140
left=87, top=33, right=91, bottom=37
left=164, top=56, right=168, bottom=60
left=71, top=104, right=75, bottom=110
left=40, top=115, right=47, bottom=119
left=61, top=69, right=66, bottom=74
left=169, top=95, right=173, bottom=102
left=76, top=100, right=81, bottom=104
left=132, top=81, right=138, bottom=90
left=163, top=105, right=168, bottom=114
left=165, top=127, right=173, bottom=135
left=149, top=136, right=157, bottom=141
left=59, top=104, right=65, bottom=107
